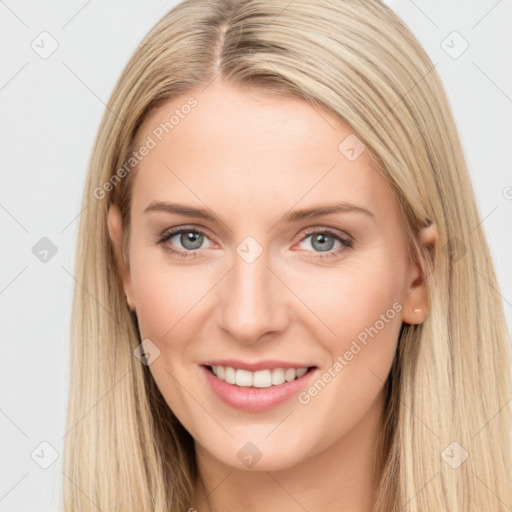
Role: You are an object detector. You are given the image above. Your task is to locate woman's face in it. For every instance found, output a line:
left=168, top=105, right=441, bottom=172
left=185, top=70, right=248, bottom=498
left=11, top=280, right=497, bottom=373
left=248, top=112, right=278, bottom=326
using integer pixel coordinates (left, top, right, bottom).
left=108, top=80, right=429, bottom=471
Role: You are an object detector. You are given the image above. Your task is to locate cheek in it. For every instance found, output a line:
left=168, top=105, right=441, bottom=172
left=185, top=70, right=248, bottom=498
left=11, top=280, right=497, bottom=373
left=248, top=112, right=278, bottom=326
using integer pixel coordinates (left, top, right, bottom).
left=129, top=257, right=210, bottom=422
left=293, top=251, right=405, bottom=392
left=290, top=263, right=403, bottom=439
left=130, top=251, right=212, bottom=342
left=295, top=251, right=405, bottom=340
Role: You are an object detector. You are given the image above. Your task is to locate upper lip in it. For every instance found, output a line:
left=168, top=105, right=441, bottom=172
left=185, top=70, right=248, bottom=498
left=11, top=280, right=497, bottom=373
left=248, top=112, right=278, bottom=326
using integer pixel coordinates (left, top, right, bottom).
left=201, top=359, right=316, bottom=372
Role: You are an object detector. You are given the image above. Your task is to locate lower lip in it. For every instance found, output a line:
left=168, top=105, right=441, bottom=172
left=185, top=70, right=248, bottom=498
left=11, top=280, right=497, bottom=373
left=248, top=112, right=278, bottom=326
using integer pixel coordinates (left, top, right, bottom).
left=200, top=365, right=318, bottom=412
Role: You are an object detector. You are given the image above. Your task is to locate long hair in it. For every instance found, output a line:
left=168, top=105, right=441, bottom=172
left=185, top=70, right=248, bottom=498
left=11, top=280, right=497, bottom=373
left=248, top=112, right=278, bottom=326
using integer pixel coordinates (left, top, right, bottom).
left=62, top=1, right=512, bottom=510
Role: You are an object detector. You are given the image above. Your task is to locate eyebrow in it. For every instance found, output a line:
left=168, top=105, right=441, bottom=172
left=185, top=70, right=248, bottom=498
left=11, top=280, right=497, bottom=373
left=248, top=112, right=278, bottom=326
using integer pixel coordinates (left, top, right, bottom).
left=144, top=200, right=375, bottom=224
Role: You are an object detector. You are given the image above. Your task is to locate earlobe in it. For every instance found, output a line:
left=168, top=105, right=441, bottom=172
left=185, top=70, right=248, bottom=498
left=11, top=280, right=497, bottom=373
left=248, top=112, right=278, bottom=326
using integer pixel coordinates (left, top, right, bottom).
left=107, top=203, right=135, bottom=311
left=401, top=223, right=437, bottom=325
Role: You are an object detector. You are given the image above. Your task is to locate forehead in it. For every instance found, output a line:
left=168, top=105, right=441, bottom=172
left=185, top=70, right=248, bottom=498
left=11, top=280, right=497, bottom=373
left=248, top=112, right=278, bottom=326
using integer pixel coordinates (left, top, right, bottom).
left=130, top=81, right=394, bottom=223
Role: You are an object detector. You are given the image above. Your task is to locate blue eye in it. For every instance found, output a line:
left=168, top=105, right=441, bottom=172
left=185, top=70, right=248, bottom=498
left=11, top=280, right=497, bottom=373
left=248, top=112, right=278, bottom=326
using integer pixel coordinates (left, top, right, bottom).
left=298, top=228, right=353, bottom=259
left=157, top=227, right=211, bottom=258
left=157, top=226, right=353, bottom=260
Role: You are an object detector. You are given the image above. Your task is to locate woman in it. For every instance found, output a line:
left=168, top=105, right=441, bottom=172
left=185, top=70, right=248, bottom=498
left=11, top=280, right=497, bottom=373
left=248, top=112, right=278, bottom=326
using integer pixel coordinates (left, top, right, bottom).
left=63, top=0, right=512, bottom=510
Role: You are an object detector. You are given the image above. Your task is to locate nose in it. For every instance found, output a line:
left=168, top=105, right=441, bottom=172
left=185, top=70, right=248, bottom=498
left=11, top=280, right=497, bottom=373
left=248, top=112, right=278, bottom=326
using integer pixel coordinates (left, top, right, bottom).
left=218, top=247, right=290, bottom=344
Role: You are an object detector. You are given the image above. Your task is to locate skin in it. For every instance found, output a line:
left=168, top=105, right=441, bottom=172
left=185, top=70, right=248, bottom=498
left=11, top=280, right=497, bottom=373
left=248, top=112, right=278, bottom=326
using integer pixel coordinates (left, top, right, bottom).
left=107, top=79, right=436, bottom=512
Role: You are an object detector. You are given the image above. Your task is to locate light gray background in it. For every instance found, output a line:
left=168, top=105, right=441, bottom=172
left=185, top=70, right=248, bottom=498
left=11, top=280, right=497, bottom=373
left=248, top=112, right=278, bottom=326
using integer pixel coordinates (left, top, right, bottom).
left=1, top=1, right=511, bottom=510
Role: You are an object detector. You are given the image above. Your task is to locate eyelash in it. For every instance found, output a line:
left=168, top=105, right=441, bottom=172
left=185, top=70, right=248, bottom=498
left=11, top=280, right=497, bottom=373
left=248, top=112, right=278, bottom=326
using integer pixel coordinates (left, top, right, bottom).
left=156, top=226, right=353, bottom=260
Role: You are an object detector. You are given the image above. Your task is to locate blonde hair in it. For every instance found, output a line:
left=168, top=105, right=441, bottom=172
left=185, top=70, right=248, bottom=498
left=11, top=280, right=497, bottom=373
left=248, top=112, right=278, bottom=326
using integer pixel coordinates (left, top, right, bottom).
left=63, top=0, right=512, bottom=510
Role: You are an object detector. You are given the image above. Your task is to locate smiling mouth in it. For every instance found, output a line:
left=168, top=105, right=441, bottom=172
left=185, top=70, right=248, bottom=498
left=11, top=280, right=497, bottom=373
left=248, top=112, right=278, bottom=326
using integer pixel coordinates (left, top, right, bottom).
left=203, top=364, right=317, bottom=388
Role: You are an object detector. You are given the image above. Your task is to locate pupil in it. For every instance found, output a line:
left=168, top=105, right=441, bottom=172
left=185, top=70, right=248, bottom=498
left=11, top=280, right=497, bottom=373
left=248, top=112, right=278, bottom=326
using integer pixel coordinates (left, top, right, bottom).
left=313, top=233, right=334, bottom=252
left=182, top=231, right=203, bottom=250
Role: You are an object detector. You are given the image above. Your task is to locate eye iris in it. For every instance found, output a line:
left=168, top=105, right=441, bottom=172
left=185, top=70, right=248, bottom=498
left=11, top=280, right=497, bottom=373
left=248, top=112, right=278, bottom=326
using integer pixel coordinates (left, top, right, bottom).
left=181, top=231, right=203, bottom=250
left=311, top=233, right=334, bottom=252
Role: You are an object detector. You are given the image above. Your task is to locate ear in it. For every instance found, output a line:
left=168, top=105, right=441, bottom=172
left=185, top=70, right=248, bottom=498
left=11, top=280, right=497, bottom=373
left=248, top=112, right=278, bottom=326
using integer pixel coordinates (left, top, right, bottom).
left=401, top=223, right=437, bottom=325
left=107, top=203, right=135, bottom=312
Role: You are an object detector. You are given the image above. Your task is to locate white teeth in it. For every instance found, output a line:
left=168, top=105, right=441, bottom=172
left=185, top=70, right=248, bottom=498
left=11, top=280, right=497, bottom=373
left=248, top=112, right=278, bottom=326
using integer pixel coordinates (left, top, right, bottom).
left=271, top=368, right=285, bottom=386
left=296, top=367, right=307, bottom=378
left=225, top=366, right=236, bottom=384
left=253, top=370, right=272, bottom=388
left=235, top=369, right=253, bottom=387
left=209, top=365, right=310, bottom=387
left=285, top=368, right=296, bottom=381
